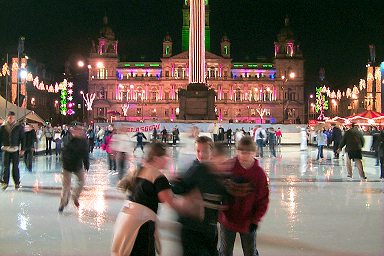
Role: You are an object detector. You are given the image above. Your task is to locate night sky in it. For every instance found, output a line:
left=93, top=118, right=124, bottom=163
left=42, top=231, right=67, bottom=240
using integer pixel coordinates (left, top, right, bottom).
left=0, top=0, right=383, bottom=90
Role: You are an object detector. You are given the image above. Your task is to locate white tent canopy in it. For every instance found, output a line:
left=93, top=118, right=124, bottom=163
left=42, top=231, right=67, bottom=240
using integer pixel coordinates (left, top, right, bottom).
left=0, top=95, right=45, bottom=124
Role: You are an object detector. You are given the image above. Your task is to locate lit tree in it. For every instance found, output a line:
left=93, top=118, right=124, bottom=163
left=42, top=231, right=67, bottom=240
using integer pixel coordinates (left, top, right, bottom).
left=315, top=86, right=329, bottom=121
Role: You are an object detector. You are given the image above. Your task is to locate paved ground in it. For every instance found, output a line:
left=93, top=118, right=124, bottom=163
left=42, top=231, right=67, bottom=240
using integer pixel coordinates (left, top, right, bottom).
left=0, top=145, right=383, bottom=256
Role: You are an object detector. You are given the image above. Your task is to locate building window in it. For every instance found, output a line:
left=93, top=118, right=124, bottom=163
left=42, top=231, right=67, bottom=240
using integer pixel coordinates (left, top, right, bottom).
left=235, top=89, right=241, bottom=101
left=164, top=92, right=169, bottom=100
left=137, top=108, right=142, bottom=117
left=151, top=91, right=157, bottom=100
left=165, top=71, right=169, bottom=77
left=224, top=109, right=228, bottom=116
left=224, top=93, right=228, bottom=100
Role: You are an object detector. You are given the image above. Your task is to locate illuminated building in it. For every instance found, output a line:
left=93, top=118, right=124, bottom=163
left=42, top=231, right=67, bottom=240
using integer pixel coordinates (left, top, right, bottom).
left=88, top=3, right=304, bottom=123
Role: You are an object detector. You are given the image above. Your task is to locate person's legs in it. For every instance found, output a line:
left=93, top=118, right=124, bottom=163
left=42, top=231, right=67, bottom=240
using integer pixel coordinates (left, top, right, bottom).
left=256, top=140, right=263, bottom=157
left=1, top=152, right=11, bottom=188
left=11, top=152, right=20, bottom=187
left=72, top=170, right=85, bottom=207
left=219, top=224, right=237, bottom=256
left=380, top=157, right=384, bottom=179
left=346, top=153, right=353, bottom=177
left=59, top=170, right=72, bottom=211
left=355, top=159, right=366, bottom=179
left=131, top=221, right=156, bottom=256
left=48, top=138, right=52, bottom=155
left=239, top=230, right=259, bottom=256
left=316, top=146, right=320, bottom=160
left=45, top=137, right=49, bottom=155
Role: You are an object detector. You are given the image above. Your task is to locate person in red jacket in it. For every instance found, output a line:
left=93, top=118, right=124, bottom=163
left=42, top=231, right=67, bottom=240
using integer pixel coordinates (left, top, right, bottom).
left=219, top=136, right=269, bottom=256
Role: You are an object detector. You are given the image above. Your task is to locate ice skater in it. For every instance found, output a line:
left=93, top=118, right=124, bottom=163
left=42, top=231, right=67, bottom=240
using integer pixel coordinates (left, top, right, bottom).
left=58, top=125, right=89, bottom=212
left=132, top=131, right=147, bottom=152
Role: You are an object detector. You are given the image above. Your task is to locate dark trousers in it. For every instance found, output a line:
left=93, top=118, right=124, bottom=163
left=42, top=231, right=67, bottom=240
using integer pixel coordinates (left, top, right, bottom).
left=134, top=142, right=144, bottom=152
left=24, top=148, right=33, bottom=171
left=88, top=139, right=94, bottom=153
left=181, top=227, right=218, bottom=256
left=162, top=136, right=167, bottom=143
left=317, top=145, right=324, bottom=160
left=108, top=153, right=116, bottom=171
left=333, top=141, right=340, bottom=158
left=269, top=142, right=276, bottom=157
left=45, top=137, right=53, bottom=155
left=2, top=151, right=20, bottom=186
left=116, top=152, right=127, bottom=180
left=380, top=158, right=384, bottom=179
left=131, top=221, right=156, bottom=256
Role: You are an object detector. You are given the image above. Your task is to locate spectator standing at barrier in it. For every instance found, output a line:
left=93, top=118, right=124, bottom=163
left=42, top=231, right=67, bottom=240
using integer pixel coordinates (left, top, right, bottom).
left=219, top=136, right=269, bottom=256
left=226, top=127, right=233, bottom=146
left=44, top=122, right=54, bottom=155
left=58, top=125, right=89, bottom=212
left=331, top=124, right=343, bottom=159
left=276, top=127, right=283, bottom=145
left=377, top=130, right=384, bottom=180
left=0, top=111, right=25, bottom=190
left=132, top=131, right=147, bottom=152
left=234, top=129, right=244, bottom=148
left=254, top=125, right=266, bottom=158
left=54, top=126, right=62, bottom=157
left=172, top=125, right=180, bottom=145
left=268, top=127, right=277, bottom=157
left=218, top=125, right=225, bottom=142
left=61, top=125, right=70, bottom=149
left=338, top=123, right=367, bottom=180
left=24, top=123, right=36, bottom=172
left=161, top=127, right=168, bottom=144
left=371, top=126, right=380, bottom=166
left=152, top=127, right=158, bottom=142
left=212, top=123, right=219, bottom=142
left=96, top=125, right=104, bottom=149
left=86, top=125, right=95, bottom=153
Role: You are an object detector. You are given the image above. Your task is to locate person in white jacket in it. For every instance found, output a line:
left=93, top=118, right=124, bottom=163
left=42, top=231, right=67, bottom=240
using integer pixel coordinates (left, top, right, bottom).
left=254, top=125, right=267, bottom=157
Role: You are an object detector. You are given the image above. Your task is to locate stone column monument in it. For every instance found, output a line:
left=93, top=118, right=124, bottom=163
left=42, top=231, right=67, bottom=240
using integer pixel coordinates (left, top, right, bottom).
left=179, top=0, right=216, bottom=120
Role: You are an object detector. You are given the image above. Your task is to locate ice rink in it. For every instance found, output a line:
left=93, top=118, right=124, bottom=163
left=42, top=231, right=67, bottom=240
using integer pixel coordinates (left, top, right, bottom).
left=0, top=145, right=383, bottom=256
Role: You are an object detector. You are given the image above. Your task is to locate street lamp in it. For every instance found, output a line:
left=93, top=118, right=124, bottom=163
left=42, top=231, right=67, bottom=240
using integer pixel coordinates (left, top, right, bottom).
left=307, top=94, right=314, bottom=122
left=281, top=71, right=295, bottom=123
left=80, top=90, right=85, bottom=121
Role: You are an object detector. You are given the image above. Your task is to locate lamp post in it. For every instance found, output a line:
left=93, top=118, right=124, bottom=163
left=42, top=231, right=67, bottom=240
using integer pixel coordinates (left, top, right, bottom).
left=281, top=71, right=295, bottom=123
left=307, top=94, right=314, bottom=123
left=80, top=90, right=85, bottom=121
left=247, top=105, right=250, bottom=122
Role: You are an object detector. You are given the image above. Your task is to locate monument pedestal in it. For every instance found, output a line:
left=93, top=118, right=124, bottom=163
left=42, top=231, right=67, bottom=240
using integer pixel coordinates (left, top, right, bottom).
left=179, top=83, right=216, bottom=120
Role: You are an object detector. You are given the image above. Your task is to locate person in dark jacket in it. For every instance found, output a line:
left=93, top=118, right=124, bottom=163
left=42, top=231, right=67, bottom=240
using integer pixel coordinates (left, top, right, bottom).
left=377, top=131, right=384, bottom=180
left=331, top=124, right=343, bottom=159
left=59, top=125, right=89, bottom=212
left=338, top=123, right=366, bottom=180
left=24, top=123, right=37, bottom=172
left=0, top=111, right=25, bottom=190
left=132, top=131, right=147, bottom=152
left=86, top=125, right=95, bottom=153
left=171, top=136, right=228, bottom=256
left=370, top=126, right=380, bottom=166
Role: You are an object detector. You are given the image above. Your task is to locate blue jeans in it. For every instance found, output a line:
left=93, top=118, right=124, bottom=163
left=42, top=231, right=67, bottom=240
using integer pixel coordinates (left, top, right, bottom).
left=317, top=145, right=324, bottom=160
left=256, top=139, right=264, bottom=157
left=219, top=224, right=259, bottom=256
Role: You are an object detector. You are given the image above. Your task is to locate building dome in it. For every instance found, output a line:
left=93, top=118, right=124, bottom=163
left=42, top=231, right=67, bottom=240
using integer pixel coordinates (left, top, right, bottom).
left=277, top=17, right=294, bottom=42
left=164, top=33, right=172, bottom=42
left=221, top=34, right=230, bottom=42
left=100, top=16, right=115, bottom=40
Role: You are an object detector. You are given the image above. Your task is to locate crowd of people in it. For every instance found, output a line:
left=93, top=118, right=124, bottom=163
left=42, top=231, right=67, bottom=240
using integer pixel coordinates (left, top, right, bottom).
left=1, top=111, right=384, bottom=255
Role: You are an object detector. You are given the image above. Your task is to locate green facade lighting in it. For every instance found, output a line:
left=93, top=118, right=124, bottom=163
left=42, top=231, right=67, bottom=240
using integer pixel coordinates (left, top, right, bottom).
left=233, top=64, right=244, bottom=67
left=182, top=29, right=189, bottom=52
left=124, top=64, right=130, bottom=67
left=134, top=63, right=145, bottom=67
left=248, top=64, right=258, bottom=68
left=262, top=64, right=273, bottom=68
left=150, top=63, right=160, bottom=67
